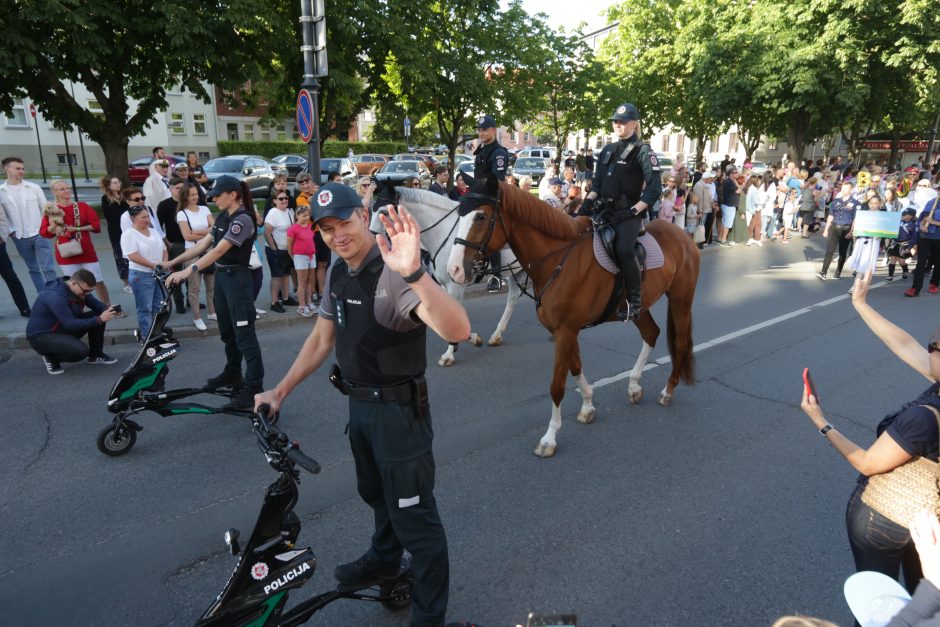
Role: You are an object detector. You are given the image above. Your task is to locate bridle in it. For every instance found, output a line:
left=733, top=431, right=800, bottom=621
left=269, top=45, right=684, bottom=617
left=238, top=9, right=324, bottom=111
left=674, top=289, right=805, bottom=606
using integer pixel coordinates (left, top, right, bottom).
left=454, top=186, right=507, bottom=281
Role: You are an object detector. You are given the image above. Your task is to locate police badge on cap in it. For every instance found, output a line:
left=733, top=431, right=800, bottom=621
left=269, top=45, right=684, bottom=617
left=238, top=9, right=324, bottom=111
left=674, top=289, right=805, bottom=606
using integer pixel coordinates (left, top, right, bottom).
left=310, top=182, right=364, bottom=223
left=476, top=114, right=496, bottom=129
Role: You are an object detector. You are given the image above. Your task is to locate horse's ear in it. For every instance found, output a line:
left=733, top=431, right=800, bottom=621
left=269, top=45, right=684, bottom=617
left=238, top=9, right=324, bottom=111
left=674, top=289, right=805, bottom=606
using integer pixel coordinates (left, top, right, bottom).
left=458, top=171, right=475, bottom=187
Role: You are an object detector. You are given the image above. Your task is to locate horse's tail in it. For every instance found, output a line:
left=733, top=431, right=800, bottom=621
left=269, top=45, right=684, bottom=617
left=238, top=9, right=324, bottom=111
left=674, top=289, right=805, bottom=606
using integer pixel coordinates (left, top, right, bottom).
left=666, top=297, right=696, bottom=386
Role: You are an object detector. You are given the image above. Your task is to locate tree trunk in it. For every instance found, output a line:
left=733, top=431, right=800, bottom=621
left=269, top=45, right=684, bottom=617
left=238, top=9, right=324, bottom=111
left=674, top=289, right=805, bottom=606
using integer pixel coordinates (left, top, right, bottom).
left=695, top=135, right=706, bottom=169
left=786, top=117, right=808, bottom=164
left=889, top=128, right=902, bottom=170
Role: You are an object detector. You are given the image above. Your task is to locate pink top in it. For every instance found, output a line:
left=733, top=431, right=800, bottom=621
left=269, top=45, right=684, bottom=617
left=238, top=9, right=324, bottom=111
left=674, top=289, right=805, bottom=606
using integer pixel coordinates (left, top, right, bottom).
left=658, top=199, right=676, bottom=222
left=287, top=222, right=316, bottom=256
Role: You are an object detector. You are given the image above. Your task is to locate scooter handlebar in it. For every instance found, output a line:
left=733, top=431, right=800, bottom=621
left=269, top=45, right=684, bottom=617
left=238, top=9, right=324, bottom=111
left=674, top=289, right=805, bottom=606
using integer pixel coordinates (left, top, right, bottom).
left=286, top=446, right=321, bottom=475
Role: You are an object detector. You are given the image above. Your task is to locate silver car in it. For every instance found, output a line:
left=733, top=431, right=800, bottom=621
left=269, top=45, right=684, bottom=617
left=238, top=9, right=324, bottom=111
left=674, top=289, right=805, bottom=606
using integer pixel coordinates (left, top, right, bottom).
left=509, top=157, right=550, bottom=184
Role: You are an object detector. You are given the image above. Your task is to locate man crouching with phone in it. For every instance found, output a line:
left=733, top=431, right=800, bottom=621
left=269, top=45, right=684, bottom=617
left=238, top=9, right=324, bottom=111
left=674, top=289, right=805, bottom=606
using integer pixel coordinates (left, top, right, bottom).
left=254, top=183, right=470, bottom=627
left=26, top=268, right=119, bottom=375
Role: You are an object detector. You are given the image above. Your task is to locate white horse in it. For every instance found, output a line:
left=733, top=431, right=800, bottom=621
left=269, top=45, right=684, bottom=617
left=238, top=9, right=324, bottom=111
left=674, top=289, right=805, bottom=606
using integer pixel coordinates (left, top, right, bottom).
left=370, top=186, right=525, bottom=366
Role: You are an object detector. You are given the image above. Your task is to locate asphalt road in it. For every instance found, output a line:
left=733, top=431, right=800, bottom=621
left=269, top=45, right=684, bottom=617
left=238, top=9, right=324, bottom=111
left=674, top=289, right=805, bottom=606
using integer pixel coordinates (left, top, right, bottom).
left=1, top=238, right=937, bottom=626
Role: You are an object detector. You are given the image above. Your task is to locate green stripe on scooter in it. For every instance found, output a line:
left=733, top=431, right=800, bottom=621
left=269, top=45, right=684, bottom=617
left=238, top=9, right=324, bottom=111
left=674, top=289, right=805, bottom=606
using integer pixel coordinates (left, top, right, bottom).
left=170, top=408, right=214, bottom=414
left=119, top=362, right=167, bottom=401
left=244, top=591, right=286, bottom=627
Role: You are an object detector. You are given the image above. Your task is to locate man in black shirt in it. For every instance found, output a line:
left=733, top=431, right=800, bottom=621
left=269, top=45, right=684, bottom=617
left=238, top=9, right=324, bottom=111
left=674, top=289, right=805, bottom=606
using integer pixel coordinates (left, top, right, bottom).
left=429, top=165, right=451, bottom=197
left=156, top=176, right=188, bottom=312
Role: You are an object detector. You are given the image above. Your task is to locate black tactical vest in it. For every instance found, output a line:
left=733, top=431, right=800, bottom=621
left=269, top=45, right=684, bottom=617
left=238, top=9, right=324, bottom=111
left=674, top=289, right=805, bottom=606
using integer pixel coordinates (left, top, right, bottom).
left=213, top=207, right=254, bottom=267
left=599, top=140, right=646, bottom=207
left=330, top=256, right=427, bottom=387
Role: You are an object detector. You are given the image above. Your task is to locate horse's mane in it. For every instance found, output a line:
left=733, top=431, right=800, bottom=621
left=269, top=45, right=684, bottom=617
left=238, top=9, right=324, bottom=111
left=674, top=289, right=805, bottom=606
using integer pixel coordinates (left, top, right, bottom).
left=397, top=186, right=458, bottom=212
left=501, top=183, right=580, bottom=241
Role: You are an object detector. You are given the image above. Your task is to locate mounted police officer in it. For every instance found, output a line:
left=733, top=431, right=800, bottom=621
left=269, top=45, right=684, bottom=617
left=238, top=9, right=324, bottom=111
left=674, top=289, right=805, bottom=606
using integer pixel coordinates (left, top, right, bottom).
left=580, top=103, right=662, bottom=321
left=254, top=183, right=471, bottom=627
left=473, top=114, right=509, bottom=292
left=166, top=175, right=264, bottom=408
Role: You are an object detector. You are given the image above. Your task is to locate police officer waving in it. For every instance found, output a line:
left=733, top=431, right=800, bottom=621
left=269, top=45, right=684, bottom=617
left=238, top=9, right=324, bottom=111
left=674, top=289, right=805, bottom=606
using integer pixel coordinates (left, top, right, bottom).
left=166, top=175, right=264, bottom=407
left=580, top=103, right=662, bottom=321
left=254, top=183, right=470, bottom=627
left=473, top=114, right=509, bottom=292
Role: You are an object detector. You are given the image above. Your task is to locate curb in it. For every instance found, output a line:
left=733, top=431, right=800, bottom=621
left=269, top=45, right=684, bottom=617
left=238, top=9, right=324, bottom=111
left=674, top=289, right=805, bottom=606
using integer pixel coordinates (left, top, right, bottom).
left=1, top=283, right=501, bottom=351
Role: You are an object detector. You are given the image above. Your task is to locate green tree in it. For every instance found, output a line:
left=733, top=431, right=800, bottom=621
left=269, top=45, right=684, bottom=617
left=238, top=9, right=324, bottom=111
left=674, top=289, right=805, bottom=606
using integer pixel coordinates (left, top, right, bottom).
left=0, top=0, right=286, bottom=179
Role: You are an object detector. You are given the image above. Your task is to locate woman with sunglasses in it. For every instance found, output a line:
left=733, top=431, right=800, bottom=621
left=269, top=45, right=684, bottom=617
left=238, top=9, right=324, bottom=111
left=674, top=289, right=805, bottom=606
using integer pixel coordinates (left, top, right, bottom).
left=800, top=270, right=940, bottom=595
left=121, top=204, right=168, bottom=339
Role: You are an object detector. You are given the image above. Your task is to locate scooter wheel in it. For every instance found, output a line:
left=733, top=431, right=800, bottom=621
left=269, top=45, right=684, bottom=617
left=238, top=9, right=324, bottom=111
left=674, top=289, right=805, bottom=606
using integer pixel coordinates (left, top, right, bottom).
left=96, top=422, right=138, bottom=456
left=380, top=577, right=413, bottom=612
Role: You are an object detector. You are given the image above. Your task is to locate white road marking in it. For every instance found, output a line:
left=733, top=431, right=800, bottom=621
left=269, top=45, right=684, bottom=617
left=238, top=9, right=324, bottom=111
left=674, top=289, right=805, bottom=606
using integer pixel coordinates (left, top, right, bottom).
left=590, top=280, right=886, bottom=390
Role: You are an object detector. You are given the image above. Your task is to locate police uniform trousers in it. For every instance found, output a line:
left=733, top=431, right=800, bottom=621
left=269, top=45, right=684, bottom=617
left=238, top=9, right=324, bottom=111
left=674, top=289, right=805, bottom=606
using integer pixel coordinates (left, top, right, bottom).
left=347, top=396, right=448, bottom=626
left=213, top=265, right=264, bottom=388
left=612, top=211, right=643, bottom=265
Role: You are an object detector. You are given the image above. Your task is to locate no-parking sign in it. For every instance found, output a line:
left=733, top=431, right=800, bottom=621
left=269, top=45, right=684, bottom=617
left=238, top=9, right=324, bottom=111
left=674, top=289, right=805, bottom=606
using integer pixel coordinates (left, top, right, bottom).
left=296, top=89, right=315, bottom=144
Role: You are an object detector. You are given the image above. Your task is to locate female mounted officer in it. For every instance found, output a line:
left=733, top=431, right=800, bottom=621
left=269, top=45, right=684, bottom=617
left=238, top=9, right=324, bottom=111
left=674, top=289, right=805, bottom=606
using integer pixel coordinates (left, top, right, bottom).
left=166, top=175, right=264, bottom=408
left=579, top=102, right=663, bottom=321
left=254, top=183, right=470, bottom=626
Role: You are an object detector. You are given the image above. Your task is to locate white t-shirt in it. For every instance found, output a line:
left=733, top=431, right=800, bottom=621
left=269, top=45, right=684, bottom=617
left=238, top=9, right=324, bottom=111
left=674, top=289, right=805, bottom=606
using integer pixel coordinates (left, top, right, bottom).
left=264, top=207, right=294, bottom=249
left=177, top=206, right=213, bottom=249
left=121, top=227, right=166, bottom=272
left=0, top=180, right=47, bottom=237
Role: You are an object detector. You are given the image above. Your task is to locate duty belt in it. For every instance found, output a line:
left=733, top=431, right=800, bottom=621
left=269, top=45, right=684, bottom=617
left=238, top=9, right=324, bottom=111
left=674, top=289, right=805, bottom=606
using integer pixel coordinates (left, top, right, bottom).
left=329, top=364, right=430, bottom=416
left=214, top=263, right=249, bottom=271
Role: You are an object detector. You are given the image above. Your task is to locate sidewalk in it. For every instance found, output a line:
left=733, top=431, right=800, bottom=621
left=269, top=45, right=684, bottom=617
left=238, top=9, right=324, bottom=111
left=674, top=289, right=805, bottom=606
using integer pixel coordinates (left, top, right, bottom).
left=0, top=230, right=491, bottom=349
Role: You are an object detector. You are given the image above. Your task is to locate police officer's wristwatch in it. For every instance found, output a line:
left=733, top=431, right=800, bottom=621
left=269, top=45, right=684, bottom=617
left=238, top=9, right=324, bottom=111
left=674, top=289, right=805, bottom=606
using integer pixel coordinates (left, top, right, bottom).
left=191, top=263, right=199, bottom=274
left=402, top=264, right=426, bottom=284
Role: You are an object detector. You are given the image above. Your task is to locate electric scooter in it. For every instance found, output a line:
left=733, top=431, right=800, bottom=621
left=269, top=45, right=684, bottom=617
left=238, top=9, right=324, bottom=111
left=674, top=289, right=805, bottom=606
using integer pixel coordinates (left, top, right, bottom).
left=197, top=405, right=414, bottom=625
left=97, top=267, right=274, bottom=456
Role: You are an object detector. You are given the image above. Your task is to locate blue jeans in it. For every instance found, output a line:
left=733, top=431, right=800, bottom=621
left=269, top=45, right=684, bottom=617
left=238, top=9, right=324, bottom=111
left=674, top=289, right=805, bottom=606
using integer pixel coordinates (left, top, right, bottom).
left=11, top=235, right=57, bottom=294
left=846, top=483, right=921, bottom=595
left=129, top=269, right=162, bottom=338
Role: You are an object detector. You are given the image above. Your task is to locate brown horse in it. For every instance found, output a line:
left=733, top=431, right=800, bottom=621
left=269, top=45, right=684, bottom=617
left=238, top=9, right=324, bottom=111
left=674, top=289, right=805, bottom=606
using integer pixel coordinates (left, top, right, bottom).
left=447, top=177, right=700, bottom=457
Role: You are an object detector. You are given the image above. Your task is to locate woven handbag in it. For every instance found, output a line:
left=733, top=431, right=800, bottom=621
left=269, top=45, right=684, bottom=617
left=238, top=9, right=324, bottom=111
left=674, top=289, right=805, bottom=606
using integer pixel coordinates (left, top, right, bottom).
left=56, top=204, right=83, bottom=258
left=861, top=405, right=940, bottom=528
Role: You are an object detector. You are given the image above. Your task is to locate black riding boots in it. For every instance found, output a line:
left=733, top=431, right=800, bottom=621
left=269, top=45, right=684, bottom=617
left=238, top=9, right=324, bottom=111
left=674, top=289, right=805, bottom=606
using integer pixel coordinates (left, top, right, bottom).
left=617, top=257, right=644, bottom=322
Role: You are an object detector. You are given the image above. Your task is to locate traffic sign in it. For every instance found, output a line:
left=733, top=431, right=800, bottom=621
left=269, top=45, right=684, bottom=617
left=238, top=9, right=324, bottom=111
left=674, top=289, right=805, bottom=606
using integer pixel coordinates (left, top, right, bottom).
left=296, top=89, right=315, bottom=144
left=29, top=103, right=37, bottom=118
left=404, top=116, right=411, bottom=138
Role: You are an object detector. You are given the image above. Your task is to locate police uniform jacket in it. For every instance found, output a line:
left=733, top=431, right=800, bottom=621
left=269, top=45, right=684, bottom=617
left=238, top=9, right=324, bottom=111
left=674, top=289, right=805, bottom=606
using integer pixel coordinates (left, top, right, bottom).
left=213, top=206, right=256, bottom=266
left=473, top=141, right=509, bottom=181
left=591, top=135, right=662, bottom=212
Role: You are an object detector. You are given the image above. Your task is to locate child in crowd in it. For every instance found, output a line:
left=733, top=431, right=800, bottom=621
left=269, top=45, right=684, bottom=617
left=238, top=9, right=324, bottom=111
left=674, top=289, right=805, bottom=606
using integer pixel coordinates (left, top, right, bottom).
left=673, top=189, right=687, bottom=229
left=847, top=195, right=884, bottom=277
left=659, top=188, right=676, bottom=223
left=286, top=205, right=317, bottom=317
left=886, top=207, right=918, bottom=281
left=684, top=193, right=700, bottom=239
left=780, top=188, right=799, bottom=243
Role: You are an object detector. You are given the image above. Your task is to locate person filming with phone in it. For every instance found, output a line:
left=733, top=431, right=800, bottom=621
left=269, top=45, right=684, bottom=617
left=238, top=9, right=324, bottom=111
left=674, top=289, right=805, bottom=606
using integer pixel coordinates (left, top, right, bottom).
left=26, top=268, right=120, bottom=375
left=800, top=270, right=940, bottom=596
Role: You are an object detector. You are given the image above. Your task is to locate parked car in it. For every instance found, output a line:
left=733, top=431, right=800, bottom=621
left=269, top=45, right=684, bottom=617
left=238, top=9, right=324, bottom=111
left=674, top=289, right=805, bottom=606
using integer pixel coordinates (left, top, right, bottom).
left=300, top=157, right=358, bottom=186
left=516, top=148, right=555, bottom=162
left=392, top=153, right=438, bottom=171
left=203, top=155, right=277, bottom=198
left=374, top=160, right=432, bottom=189
left=438, top=154, right=471, bottom=168
left=655, top=153, right=674, bottom=171
left=128, top=155, right=186, bottom=186
left=271, top=154, right=307, bottom=180
left=349, top=154, right=390, bottom=176
left=509, top=157, right=549, bottom=184
left=456, top=161, right=475, bottom=178
left=748, top=161, right=769, bottom=175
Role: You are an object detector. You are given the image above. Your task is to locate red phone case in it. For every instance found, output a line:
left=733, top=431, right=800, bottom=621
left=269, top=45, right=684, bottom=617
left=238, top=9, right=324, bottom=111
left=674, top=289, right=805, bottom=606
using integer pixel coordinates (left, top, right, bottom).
left=803, top=367, right=818, bottom=401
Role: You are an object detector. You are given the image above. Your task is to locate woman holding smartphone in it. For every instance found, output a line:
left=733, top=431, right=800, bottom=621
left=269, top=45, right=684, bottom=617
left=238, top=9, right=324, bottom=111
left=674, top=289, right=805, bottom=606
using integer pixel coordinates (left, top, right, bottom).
left=800, top=270, right=940, bottom=595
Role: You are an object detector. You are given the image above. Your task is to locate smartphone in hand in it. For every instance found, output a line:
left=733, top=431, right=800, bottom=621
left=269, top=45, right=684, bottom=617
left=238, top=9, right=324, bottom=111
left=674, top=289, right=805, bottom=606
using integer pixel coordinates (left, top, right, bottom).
left=110, top=304, right=123, bottom=314
left=803, top=367, right=819, bottom=402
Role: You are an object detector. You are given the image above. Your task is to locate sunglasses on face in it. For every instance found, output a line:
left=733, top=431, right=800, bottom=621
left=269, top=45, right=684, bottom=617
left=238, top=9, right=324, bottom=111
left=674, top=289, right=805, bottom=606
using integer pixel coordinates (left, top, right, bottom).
left=275, top=196, right=289, bottom=201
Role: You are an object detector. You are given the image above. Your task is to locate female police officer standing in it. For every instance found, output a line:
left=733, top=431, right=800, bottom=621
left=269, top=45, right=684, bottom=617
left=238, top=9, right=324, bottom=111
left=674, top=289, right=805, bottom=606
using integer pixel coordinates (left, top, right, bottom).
left=166, top=175, right=264, bottom=408
left=579, top=102, right=663, bottom=321
left=254, top=183, right=470, bottom=626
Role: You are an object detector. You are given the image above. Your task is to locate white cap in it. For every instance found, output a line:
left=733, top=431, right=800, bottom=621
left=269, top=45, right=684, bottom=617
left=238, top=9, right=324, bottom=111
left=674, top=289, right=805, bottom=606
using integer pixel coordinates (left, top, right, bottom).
left=844, top=571, right=911, bottom=627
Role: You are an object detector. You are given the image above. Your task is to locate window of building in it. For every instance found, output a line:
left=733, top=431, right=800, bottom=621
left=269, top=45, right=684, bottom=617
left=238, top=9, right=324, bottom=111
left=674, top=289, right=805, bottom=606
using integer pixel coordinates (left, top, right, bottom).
left=661, top=135, right=670, bottom=152
left=168, top=112, right=185, bottom=135
left=260, top=125, right=270, bottom=142
left=192, top=113, right=207, bottom=135
left=227, top=123, right=239, bottom=141
left=677, top=133, right=686, bottom=154
left=198, top=151, right=210, bottom=161
left=5, top=99, right=29, bottom=128
left=523, top=131, right=529, bottom=142
left=57, top=153, right=77, bottom=166
left=86, top=99, right=105, bottom=121
left=768, top=138, right=778, bottom=150
left=278, top=125, right=288, bottom=141
left=244, top=123, right=255, bottom=141
left=729, top=132, right=739, bottom=152
left=709, top=136, right=719, bottom=153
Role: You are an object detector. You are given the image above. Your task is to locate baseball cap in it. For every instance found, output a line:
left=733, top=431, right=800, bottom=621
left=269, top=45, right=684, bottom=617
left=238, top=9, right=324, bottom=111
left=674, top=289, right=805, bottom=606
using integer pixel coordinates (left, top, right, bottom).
left=902, top=207, right=917, bottom=217
left=310, top=182, right=363, bottom=223
left=154, top=159, right=170, bottom=167
left=609, top=103, right=640, bottom=123
left=702, top=171, right=716, bottom=179
left=844, top=571, right=910, bottom=627
left=207, top=175, right=242, bottom=199
left=548, top=177, right=563, bottom=186
left=476, top=115, right=496, bottom=129
left=173, top=162, right=189, bottom=172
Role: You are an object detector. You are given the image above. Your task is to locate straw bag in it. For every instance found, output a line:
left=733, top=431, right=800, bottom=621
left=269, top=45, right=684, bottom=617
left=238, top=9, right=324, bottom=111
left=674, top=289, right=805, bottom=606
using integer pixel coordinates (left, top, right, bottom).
left=861, top=405, right=940, bottom=527
left=56, top=204, right=83, bottom=258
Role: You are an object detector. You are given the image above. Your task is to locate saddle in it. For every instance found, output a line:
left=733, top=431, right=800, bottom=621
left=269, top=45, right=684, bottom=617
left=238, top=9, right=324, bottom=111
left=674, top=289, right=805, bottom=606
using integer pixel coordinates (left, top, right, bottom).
left=593, top=221, right=664, bottom=274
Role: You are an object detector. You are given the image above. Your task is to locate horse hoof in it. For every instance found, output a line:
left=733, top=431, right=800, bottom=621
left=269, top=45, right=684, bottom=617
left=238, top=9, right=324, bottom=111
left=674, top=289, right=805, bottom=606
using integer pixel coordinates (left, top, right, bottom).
left=658, top=392, right=673, bottom=406
left=628, top=386, right=643, bottom=404
left=438, top=356, right=455, bottom=367
left=487, top=334, right=502, bottom=347
left=470, top=333, right=483, bottom=348
left=533, top=442, right=556, bottom=458
left=577, top=408, right=596, bottom=424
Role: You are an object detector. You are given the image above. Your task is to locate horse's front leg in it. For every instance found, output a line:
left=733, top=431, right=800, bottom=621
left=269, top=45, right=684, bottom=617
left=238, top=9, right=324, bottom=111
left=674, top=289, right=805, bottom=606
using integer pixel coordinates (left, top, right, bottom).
left=535, top=329, right=578, bottom=458
left=628, top=312, right=660, bottom=404
left=488, top=273, right=523, bottom=346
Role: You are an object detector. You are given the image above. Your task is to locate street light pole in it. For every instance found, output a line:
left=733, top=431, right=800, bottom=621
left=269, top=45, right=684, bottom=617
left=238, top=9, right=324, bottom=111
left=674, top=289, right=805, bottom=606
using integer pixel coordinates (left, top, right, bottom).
left=69, top=82, right=91, bottom=182
left=61, top=127, right=78, bottom=199
left=925, top=113, right=939, bottom=171
left=300, top=0, right=327, bottom=184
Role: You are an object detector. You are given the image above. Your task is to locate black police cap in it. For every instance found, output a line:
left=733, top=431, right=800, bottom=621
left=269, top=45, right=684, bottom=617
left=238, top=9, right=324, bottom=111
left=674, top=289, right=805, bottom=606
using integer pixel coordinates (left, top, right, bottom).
left=311, top=182, right=364, bottom=223
left=609, top=103, right=640, bottom=123
left=476, top=115, right=497, bottom=129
